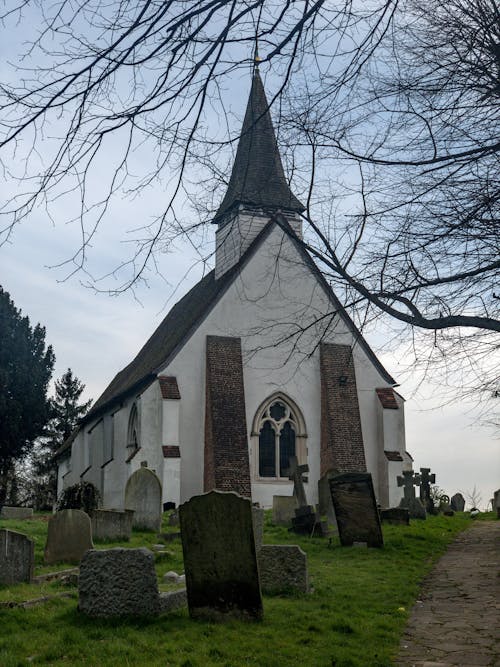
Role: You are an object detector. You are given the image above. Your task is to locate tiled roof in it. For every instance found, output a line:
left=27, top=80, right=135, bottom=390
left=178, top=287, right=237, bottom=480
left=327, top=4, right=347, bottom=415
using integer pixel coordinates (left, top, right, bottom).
left=162, top=446, right=180, bottom=458
left=384, top=450, right=403, bottom=462
left=158, top=376, right=181, bottom=400
left=214, top=70, right=304, bottom=222
left=376, top=387, right=399, bottom=409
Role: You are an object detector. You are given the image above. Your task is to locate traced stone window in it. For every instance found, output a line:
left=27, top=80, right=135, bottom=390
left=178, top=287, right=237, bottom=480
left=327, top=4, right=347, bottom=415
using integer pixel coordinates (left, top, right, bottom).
left=127, top=403, right=140, bottom=459
left=254, top=396, right=305, bottom=480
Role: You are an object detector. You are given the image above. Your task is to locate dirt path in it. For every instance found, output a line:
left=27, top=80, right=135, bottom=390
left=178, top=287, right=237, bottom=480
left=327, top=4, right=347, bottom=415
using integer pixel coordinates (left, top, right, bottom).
left=397, top=520, right=500, bottom=667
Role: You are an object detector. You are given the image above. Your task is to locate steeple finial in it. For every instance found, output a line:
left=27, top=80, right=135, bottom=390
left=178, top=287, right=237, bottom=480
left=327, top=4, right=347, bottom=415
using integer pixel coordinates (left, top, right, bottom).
left=213, top=71, right=305, bottom=224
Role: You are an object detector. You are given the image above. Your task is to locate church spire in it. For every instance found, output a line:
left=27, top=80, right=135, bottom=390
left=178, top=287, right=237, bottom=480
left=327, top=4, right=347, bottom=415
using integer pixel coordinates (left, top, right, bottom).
left=214, top=71, right=305, bottom=223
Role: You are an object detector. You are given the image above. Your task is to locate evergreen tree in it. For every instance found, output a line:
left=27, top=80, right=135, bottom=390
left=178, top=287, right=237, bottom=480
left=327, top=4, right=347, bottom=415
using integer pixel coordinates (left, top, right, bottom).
left=0, top=287, right=55, bottom=507
left=33, top=369, right=92, bottom=508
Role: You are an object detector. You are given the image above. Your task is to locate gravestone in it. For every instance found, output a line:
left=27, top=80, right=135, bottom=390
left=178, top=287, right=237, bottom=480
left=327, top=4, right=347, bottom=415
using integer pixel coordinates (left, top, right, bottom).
left=0, top=506, right=33, bottom=520
left=398, top=470, right=426, bottom=519
left=124, top=467, right=162, bottom=531
left=90, top=509, right=134, bottom=541
left=288, top=456, right=322, bottom=536
left=258, top=545, right=309, bottom=594
left=272, top=495, right=297, bottom=525
left=380, top=507, right=410, bottom=525
left=44, top=509, right=93, bottom=564
left=439, top=494, right=453, bottom=515
left=317, top=470, right=338, bottom=526
left=79, top=548, right=161, bottom=616
left=179, top=490, right=263, bottom=621
left=252, top=506, right=264, bottom=551
left=450, top=493, right=465, bottom=512
left=419, top=467, right=436, bottom=513
left=492, top=489, right=500, bottom=512
left=0, top=529, right=34, bottom=584
left=329, top=472, right=384, bottom=548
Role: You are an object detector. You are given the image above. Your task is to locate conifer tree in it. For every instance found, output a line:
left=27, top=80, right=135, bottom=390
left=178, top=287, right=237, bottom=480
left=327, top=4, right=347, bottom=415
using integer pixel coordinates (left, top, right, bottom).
left=33, top=369, right=92, bottom=507
left=0, top=287, right=55, bottom=507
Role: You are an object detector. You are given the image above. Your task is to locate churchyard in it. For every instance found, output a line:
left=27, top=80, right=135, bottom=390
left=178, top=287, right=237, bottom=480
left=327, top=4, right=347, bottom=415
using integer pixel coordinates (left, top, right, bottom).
left=1, top=508, right=493, bottom=667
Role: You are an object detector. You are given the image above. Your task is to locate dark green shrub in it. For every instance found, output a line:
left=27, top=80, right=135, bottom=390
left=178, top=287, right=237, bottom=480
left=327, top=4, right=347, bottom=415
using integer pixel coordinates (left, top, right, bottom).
left=56, top=481, right=100, bottom=513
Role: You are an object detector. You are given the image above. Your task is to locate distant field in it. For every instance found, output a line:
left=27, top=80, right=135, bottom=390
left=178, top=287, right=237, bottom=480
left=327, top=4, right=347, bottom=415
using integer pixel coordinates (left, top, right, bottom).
left=1, top=511, right=489, bottom=667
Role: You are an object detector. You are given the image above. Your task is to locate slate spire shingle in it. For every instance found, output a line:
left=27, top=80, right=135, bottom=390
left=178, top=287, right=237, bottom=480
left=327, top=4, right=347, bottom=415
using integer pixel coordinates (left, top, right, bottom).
left=214, top=70, right=305, bottom=223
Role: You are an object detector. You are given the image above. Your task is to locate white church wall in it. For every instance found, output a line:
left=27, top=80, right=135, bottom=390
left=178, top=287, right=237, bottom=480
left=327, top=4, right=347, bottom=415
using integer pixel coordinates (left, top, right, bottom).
left=161, top=223, right=399, bottom=507
left=161, top=399, right=181, bottom=506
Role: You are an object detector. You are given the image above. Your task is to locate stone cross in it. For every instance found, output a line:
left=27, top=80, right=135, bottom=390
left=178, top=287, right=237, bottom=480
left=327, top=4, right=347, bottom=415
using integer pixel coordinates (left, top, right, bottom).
left=419, top=467, right=436, bottom=508
left=397, top=470, right=421, bottom=502
left=288, top=456, right=309, bottom=508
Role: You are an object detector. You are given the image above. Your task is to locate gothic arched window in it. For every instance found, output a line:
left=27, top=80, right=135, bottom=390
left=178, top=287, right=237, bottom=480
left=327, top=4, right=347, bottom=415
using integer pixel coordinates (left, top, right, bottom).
left=252, top=395, right=306, bottom=480
left=126, top=402, right=140, bottom=460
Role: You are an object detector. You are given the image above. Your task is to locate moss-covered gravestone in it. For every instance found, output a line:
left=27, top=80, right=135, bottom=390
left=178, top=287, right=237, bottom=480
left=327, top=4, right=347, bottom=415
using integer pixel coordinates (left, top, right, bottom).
left=44, top=509, right=93, bottom=564
left=0, top=529, right=34, bottom=584
left=329, top=472, right=384, bottom=548
left=179, top=490, right=263, bottom=621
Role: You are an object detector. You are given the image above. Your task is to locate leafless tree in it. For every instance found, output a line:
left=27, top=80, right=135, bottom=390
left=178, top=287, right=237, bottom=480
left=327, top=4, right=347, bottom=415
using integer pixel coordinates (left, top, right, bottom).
left=0, top=0, right=498, bottom=400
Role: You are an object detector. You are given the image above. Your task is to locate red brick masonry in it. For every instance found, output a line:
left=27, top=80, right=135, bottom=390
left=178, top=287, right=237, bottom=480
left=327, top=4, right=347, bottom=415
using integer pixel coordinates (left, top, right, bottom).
left=162, top=446, right=181, bottom=458
left=375, top=387, right=399, bottom=409
left=158, top=376, right=181, bottom=400
left=320, top=343, right=367, bottom=476
left=204, top=335, right=251, bottom=498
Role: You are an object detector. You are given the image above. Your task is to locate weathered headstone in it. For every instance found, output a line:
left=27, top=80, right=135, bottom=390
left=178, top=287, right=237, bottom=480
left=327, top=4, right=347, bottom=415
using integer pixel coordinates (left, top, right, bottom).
left=329, top=472, right=384, bottom=548
left=398, top=470, right=426, bottom=519
left=317, top=470, right=338, bottom=526
left=380, top=507, right=410, bottom=525
left=272, top=495, right=297, bottom=525
left=0, top=506, right=34, bottom=520
left=0, top=529, right=34, bottom=584
left=79, top=548, right=161, bottom=616
left=179, top=490, right=263, bottom=621
left=90, top=509, right=134, bottom=541
left=252, top=506, right=264, bottom=551
left=124, top=467, right=162, bottom=531
left=492, top=489, right=500, bottom=512
left=438, top=494, right=453, bottom=514
left=44, top=509, right=93, bottom=565
left=450, top=493, right=465, bottom=512
left=419, top=467, right=436, bottom=513
left=258, top=545, right=308, bottom=594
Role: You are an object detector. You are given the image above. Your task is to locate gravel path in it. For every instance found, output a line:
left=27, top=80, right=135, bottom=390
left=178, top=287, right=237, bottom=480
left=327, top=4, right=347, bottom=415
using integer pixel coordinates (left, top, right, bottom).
left=397, top=521, right=500, bottom=667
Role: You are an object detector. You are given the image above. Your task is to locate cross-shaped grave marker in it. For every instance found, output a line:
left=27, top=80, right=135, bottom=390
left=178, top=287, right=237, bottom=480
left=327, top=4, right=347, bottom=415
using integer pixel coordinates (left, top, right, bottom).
left=397, top=470, right=421, bottom=503
left=419, top=467, right=436, bottom=510
left=287, top=456, right=309, bottom=508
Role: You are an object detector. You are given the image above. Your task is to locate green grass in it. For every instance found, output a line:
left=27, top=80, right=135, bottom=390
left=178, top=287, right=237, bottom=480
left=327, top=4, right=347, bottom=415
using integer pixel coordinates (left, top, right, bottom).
left=0, top=511, right=486, bottom=666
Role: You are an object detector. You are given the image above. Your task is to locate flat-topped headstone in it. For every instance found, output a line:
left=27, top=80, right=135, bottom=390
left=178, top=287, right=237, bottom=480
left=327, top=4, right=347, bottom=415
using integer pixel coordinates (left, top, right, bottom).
left=252, top=507, right=264, bottom=551
left=179, top=490, right=263, bottom=621
left=124, top=467, right=162, bottom=531
left=0, top=506, right=34, bottom=520
left=90, top=509, right=134, bottom=541
left=450, top=493, right=465, bottom=512
left=272, top=495, right=297, bottom=525
left=79, top=548, right=160, bottom=617
left=380, top=507, right=410, bottom=525
left=258, top=545, right=308, bottom=594
left=318, top=470, right=338, bottom=526
left=492, top=489, right=500, bottom=510
left=329, top=472, right=384, bottom=548
left=0, top=529, right=34, bottom=584
left=44, top=509, right=93, bottom=565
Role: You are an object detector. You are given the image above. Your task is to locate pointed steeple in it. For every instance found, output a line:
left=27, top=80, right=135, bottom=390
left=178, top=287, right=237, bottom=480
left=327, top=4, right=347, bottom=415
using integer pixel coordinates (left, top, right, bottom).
left=214, top=71, right=305, bottom=223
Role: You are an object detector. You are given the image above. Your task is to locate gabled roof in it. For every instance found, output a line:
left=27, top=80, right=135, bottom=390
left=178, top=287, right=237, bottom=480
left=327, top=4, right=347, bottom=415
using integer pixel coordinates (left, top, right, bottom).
left=214, top=70, right=304, bottom=223
left=82, top=220, right=396, bottom=427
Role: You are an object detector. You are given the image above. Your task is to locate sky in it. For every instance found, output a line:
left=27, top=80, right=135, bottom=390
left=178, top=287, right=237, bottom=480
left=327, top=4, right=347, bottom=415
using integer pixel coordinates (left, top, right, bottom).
left=0, top=4, right=498, bottom=510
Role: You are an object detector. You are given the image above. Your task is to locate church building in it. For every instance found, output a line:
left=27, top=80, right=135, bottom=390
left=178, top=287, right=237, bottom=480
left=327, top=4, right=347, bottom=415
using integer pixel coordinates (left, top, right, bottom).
left=57, top=71, right=412, bottom=510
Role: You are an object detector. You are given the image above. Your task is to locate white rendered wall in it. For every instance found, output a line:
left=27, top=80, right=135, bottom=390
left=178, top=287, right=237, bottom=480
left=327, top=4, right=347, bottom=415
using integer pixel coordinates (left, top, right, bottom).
left=161, top=222, right=403, bottom=507
left=161, top=399, right=181, bottom=506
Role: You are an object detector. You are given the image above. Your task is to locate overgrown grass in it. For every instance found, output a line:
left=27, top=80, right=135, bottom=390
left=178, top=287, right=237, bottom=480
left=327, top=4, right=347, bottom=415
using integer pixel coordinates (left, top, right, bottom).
left=0, top=511, right=484, bottom=666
